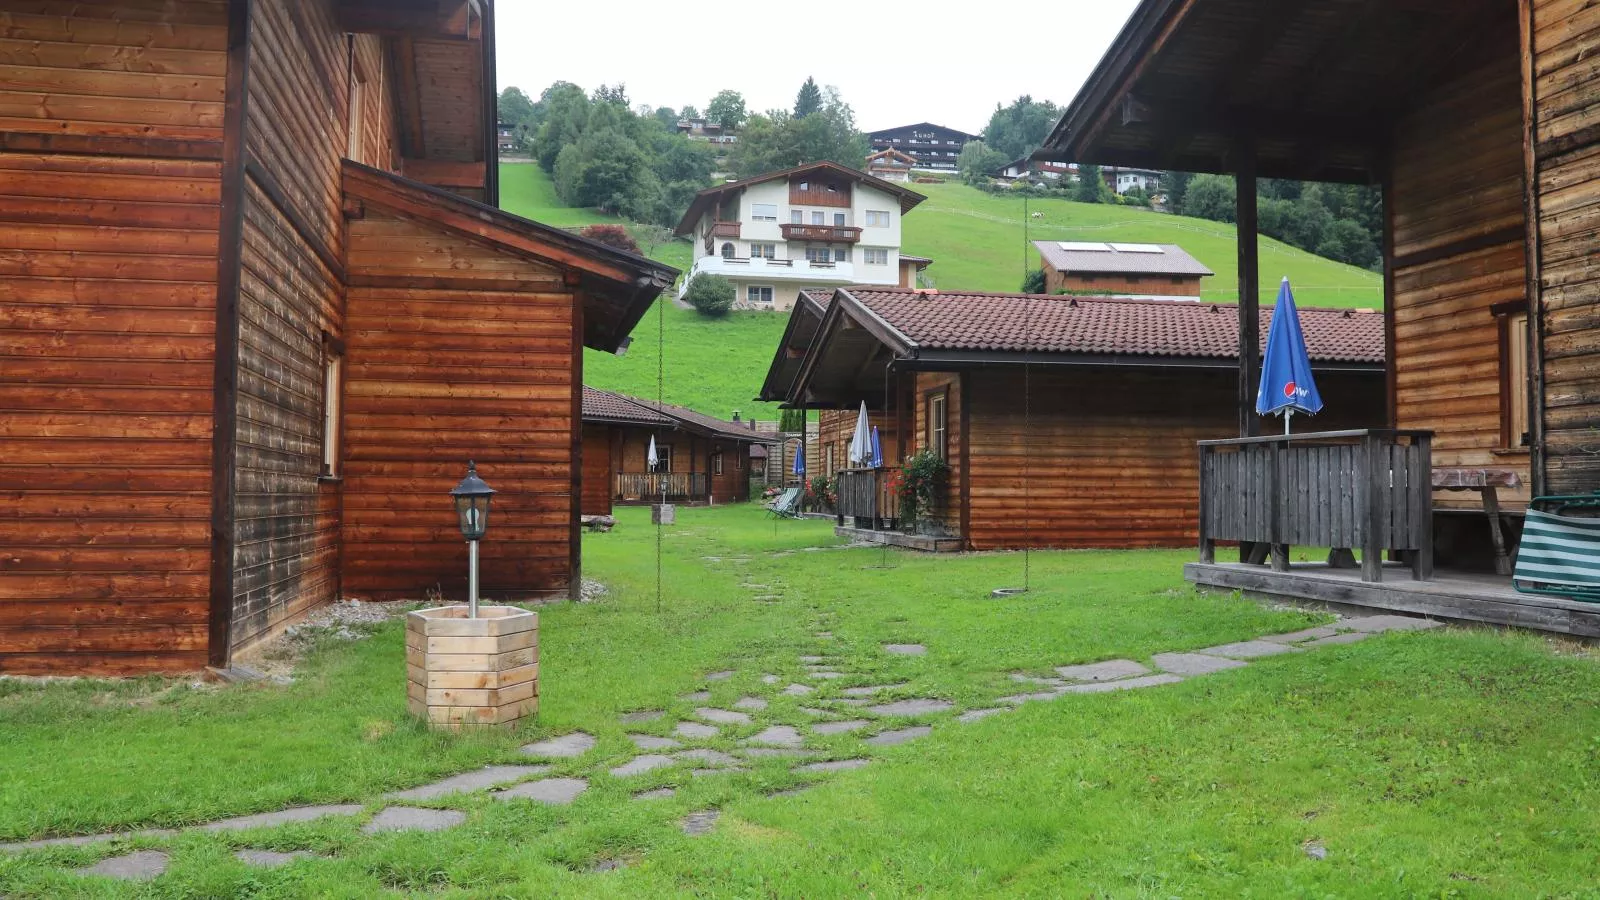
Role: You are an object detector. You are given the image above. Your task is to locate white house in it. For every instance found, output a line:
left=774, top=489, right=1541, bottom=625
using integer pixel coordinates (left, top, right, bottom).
left=673, top=162, right=929, bottom=311
left=1105, top=166, right=1162, bottom=195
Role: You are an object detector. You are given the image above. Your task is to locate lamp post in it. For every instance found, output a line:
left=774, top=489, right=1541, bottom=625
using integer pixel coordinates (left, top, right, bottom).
left=449, top=460, right=495, bottom=618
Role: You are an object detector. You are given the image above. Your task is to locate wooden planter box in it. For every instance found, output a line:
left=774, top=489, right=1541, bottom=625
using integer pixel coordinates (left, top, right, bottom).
left=405, top=605, right=539, bottom=730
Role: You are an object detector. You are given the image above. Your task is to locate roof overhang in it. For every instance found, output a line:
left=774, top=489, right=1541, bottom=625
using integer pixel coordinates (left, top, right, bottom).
left=343, top=161, right=677, bottom=353
left=786, top=289, right=917, bottom=409
left=757, top=291, right=830, bottom=403
left=1038, top=0, right=1514, bottom=184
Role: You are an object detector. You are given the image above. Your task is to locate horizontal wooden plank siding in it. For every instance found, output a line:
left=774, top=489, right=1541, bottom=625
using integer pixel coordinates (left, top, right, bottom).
left=581, top=424, right=613, bottom=517
left=1532, top=0, right=1600, bottom=494
left=1391, top=50, right=1532, bottom=510
left=961, top=368, right=1384, bottom=550
left=912, top=372, right=962, bottom=535
left=817, top=408, right=901, bottom=479
left=342, top=208, right=576, bottom=599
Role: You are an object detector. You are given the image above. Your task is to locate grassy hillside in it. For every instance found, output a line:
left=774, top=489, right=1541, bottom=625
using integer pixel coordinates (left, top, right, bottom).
left=904, top=181, right=1382, bottom=308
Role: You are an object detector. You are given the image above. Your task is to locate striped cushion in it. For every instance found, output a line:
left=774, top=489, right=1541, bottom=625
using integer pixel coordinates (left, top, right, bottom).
left=1514, top=510, right=1600, bottom=597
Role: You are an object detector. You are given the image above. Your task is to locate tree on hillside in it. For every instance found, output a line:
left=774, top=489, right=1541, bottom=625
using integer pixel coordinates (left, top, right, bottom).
left=679, top=104, right=700, bottom=120
left=958, top=140, right=1007, bottom=184
left=707, top=90, right=747, bottom=131
left=1316, top=218, right=1379, bottom=269
left=1164, top=171, right=1194, bottom=211
left=579, top=224, right=640, bottom=254
left=498, top=86, right=536, bottom=131
left=1181, top=174, right=1236, bottom=222
left=653, top=106, right=681, bottom=128
left=1022, top=268, right=1046, bottom=293
left=794, top=77, right=822, bottom=118
left=779, top=408, right=806, bottom=432
left=1074, top=164, right=1106, bottom=203
left=982, top=96, right=1062, bottom=161
left=592, top=83, right=629, bottom=107
left=731, top=88, right=868, bottom=178
left=533, top=81, right=588, bottom=171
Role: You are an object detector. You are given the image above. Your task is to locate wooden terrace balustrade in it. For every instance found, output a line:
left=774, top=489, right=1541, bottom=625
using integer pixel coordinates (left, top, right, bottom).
left=836, top=468, right=900, bottom=529
left=1197, top=430, right=1434, bottom=583
left=780, top=224, right=862, bottom=243
left=615, top=472, right=707, bottom=501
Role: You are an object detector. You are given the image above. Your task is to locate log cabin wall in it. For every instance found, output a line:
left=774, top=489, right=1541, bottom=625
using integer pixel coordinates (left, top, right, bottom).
left=961, top=368, right=1385, bottom=550
left=708, top=438, right=751, bottom=503
left=1530, top=0, right=1600, bottom=495
left=817, top=409, right=901, bottom=477
left=342, top=208, right=578, bottom=600
left=1390, top=50, right=1532, bottom=511
left=227, top=0, right=359, bottom=651
left=0, top=1, right=228, bottom=674
left=911, top=372, right=964, bottom=536
left=581, top=424, right=614, bottom=516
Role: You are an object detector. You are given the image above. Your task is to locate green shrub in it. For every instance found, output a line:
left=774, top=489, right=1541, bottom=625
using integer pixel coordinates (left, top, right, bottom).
left=683, top=274, right=735, bottom=317
left=896, top=450, right=949, bottom=525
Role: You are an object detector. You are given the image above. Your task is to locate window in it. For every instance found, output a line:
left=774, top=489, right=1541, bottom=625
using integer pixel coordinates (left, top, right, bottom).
left=750, top=242, right=775, bottom=259
left=811, top=211, right=825, bottom=225
left=864, top=248, right=889, bottom=265
left=747, top=285, right=774, bottom=304
left=751, top=203, right=777, bottom=221
left=1500, top=308, right=1531, bottom=448
left=655, top=443, right=674, bottom=473
left=926, top=392, right=947, bottom=460
left=736, top=452, right=744, bottom=471
left=721, top=242, right=735, bottom=259
left=712, top=452, right=724, bottom=476
left=866, top=210, right=891, bottom=227
left=805, top=247, right=832, bottom=264
left=825, top=445, right=835, bottom=477
left=346, top=73, right=366, bottom=161
left=833, top=212, right=846, bottom=226
left=321, top=337, right=343, bottom=476
left=834, top=248, right=849, bottom=262
left=790, top=209, right=803, bottom=224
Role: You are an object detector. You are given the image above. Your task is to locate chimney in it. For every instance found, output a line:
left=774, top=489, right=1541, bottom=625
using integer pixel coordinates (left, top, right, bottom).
left=731, top=410, right=741, bottom=422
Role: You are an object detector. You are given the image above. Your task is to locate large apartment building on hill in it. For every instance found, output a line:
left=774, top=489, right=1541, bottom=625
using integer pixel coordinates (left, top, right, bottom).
left=868, top=123, right=979, bottom=171
left=674, top=162, right=931, bottom=311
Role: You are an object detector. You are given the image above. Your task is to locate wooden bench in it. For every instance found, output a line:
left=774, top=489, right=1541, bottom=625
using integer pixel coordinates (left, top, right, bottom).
left=1431, top=467, right=1522, bottom=575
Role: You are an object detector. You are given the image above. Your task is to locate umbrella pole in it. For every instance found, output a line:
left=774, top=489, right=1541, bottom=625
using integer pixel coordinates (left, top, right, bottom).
left=1285, top=409, right=1292, bottom=436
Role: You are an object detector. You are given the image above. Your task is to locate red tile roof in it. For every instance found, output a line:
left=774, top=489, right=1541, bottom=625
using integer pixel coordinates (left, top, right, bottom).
left=843, top=288, right=1384, bottom=364
left=582, top=386, right=674, bottom=426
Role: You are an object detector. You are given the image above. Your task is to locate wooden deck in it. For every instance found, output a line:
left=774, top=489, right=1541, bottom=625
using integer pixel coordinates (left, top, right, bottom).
left=1186, top=561, right=1600, bottom=638
left=835, top=526, right=963, bottom=553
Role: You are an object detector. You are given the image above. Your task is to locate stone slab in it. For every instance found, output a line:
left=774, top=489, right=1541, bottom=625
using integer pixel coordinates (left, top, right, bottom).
left=745, top=726, right=804, bottom=747
left=957, top=708, right=1007, bottom=723
left=385, top=765, right=547, bottom=800
left=1054, top=659, right=1150, bottom=682
left=1343, top=615, right=1442, bottom=633
left=202, top=804, right=365, bottom=832
left=695, top=707, right=752, bottom=725
left=781, top=684, right=815, bottom=696
left=865, top=698, right=954, bottom=717
left=362, top=807, right=465, bottom=834
left=733, top=696, right=768, bottom=711
left=234, top=849, right=316, bottom=868
left=675, top=748, right=739, bottom=767
left=842, top=684, right=904, bottom=697
left=1305, top=631, right=1371, bottom=647
left=798, top=655, right=825, bottom=664
left=1198, top=640, right=1301, bottom=659
left=1059, top=673, right=1185, bottom=693
left=761, top=674, right=780, bottom=685
left=520, top=732, right=596, bottom=758
left=866, top=726, right=932, bottom=746
left=1260, top=626, right=1339, bottom=644
left=705, top=670, right=735, bottom=681
left=1011, top=673, right=1066, bottom=686
left=738, top=747, right=818, bottom=758
left=883, top=644, right=926, bottom=655
left=1, top=830, right=175, bottom=853
left=681, top=810, right=720, bottom=836
left=619, top=709, right=665, bottom=724
left=681, top=691, right=712, bottom=702
left=610, top=755, right=674, bottom=777
left=808, top=671, right=845, bottom=679
left=633, top=788, right=676, bottom=801
left=674, top=721, right=719, bottom=739
left=629, top=734, right=681, bottom=751
left=1151, top=652, right=1248, bottom=676
left=690, top=767, right=748, bottom=777
left=496, top=777, right=588, bottom=805
left=997, top=690, right=1065, bottom=705
left=829, top=697, right=872, bottom=707
left=76, top=850, right=168, bottom=881
left=797, top=758, right=870, bottom=773
left=811, top=719, right=871, bottom=735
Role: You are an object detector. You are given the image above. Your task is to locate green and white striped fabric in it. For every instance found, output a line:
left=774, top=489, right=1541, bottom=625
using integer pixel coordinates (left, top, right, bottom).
left=1514, top=509, right=1600, bottom=601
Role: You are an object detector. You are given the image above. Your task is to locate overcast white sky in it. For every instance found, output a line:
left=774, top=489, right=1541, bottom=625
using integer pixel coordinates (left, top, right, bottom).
left=495, top=1, right=1142, bottom=134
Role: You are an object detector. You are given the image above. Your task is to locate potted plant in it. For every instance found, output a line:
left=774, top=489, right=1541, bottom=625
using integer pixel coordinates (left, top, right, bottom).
left=895, top=451, right=949, bottom=534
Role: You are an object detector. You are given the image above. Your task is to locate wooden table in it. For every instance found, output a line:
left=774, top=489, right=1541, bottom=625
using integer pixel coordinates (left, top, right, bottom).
left=1432, top=467, right=1522, bottom=575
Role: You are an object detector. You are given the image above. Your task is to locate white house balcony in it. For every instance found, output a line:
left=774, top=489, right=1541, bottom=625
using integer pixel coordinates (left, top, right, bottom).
left=682, top=255, right=858, bottom=288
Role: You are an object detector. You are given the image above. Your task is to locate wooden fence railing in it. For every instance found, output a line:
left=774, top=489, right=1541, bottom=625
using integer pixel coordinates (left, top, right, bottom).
left=836, top=468, right=900, bottom=528
left=1197, top=429, right=1434, bottom=583
left=616, top=472, right=706, bottom=501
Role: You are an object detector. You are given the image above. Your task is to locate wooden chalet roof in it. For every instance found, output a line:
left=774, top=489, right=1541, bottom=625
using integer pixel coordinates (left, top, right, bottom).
left=867, top=148, right=918, bottom=166
left=1038, top=0, right=1512, bottom=183
left=1034, top=241, right=1213, bottom=277
left=758, top=291, right=830, bottom=403
left=776, top=287, right=1384, bottom=408
left=343, top=161, right=678, bottom=353
left=674, top=162, right=927, bottom=234
left=582, top=386, right=674, bottom=427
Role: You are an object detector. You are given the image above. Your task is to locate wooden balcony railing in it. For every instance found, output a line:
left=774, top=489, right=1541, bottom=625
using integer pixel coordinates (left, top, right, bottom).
left=836, top=468, right=900, bottom=528
left=1197, top=429, right=1434, bottom=583
left=709, top=221, right=741, bottom=238
left=781, top=224, right=862, bottom=243
left=616, top=472, right=707, bottom=501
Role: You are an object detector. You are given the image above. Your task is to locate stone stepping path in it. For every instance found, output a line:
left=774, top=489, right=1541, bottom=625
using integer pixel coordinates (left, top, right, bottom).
left=1056, top=659, right=1150, bottom=682
left=385, top=765, right=547, bottom=801
left=798, top=758, right=870, bottom=773
left=866, top=698, right=953, bottom=717
left=202, top=803, right=365, bottom=833
left=76, top=850, right=169, bottom=881
left=733, top=696, right=768, bottom=711
left=363, top=807, right=464, bottom=834
left=675, top=721, right=719, bottom=739
left=883, top=644, right=926, bottom=655
left=629, top=734, right=681, bottom=751
left=496, top=777, right=588, bottom=805
left=695, top=707, right=752, bottom=725
left=808, top=671, right=846, bottom=679
left=745, top=726, right=803, bottom=747
left=761, top=674, right=781, bottom=685
left=235, top=849, right=318, bottom=868
left=675, top=748, right=738, bottom=767
left=1307, top=632, right=1369, bottom=647
left=681, top=810, right=720, bottom=835
left=842, top=684, right=904, bottom=697
left=1060, top=673, right=1185, bottom=694
left=1012, top=673, right=1066, bottom=686
left=1152, top=652, right=1248, bottom=676
left=620, top=710, right=665, bottom=724
left=798, top=655, right=825, bottom=664
left=633, top=788, right=676, bottom=801
left=522, top=732, right=597, bottom=758
left=611, top=755, right=674, bottom=777
left=705, top=670, right=736, bottom=681
left=811, top=719, right=871, bottom=735
left=781, top=683, right=815, bottom=696
left=739, top=747, right=817, bottom=759
left=1262, top=626, right=1338, bottom=644
left=681, top=690, right=713, bottom=702
left=866, top=726, right=932, bottom=747
left=998, top=688, right=1066, bottom=705
left=1198, top=640, right=1301, bottom=659
left=690, top=767, right=748, bottom=777
left=957, top=708, right=1005, bottom=723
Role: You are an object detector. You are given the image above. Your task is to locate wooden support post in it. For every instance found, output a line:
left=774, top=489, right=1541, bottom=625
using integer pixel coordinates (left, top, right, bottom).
left=1198, top=446, right=1215, bottom=564
left=1361, top=433, right=1385, bottom=583
left=1412, top=434, right=1435, bottom=581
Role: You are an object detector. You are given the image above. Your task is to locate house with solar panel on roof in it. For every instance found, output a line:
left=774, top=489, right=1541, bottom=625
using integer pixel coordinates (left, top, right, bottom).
left=1035, top=242, right=1214, bottom=299
left=760, top=287, right=1386, bottom=551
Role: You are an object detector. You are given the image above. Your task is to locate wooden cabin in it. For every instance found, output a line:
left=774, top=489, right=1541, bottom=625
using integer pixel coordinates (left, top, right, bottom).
left=581, top=387, right=773, bottom=513
left=764, top=288, right=1386, bottom=550
left=0, top=0, right=676, bottom=675
left=1037, top=0, right=1600, bottom=635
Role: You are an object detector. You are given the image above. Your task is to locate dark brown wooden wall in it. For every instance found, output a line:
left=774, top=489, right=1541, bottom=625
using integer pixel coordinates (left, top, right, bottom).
left=817, top=409, right=901, bottom=478
left=342, top=208, right=577, bottom=600
left=960, top=368, right=1385, bottom=550
left=1044, top=271, right=1204, bottom=298
left=913, top=372, right=964, bottom=535
left=1531, top=0, right=1600, bottom=494
left=1391, top=52, right=1532, bottom=511
left=708, top=438, right=751, bottom=503
left=0, top=2, right=228, bottom=674
left=581, top=424, right=614, bottom=516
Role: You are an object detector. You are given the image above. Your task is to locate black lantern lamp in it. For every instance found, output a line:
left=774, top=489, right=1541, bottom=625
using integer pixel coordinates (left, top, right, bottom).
left=449, top=461, right=496, bottom=616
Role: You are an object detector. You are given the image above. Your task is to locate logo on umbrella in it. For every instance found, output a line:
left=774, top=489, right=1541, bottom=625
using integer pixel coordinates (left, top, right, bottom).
left=1284, top=381, right=1297, bottom=399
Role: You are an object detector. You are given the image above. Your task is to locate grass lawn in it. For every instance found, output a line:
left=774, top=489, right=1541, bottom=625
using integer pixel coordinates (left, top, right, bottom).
left=904, top=181, right=1383, bottom=308
left=4, top=505, right=1599, bottom=897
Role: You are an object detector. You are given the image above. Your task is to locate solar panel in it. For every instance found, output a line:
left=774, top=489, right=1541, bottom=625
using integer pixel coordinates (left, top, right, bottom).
left=1109, top=243, right=1163, bottom=253
left=1057, top=242, right=1112, bottom=252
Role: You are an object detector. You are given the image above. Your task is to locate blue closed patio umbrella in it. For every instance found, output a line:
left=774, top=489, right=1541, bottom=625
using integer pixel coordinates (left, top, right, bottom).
left=870, top=426, right=883, bottom=468
left=1256, top=278, right=1324, bottom=434
left=792, top=440, right=806, bottom=482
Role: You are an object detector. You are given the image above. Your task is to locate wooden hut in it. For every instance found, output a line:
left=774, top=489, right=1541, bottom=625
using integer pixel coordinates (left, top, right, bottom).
left=1036, top=0, right=1600, bottom=634
left=765, top=288, right=1386, bottom=550
left=0, top=0, right=676, bottom=675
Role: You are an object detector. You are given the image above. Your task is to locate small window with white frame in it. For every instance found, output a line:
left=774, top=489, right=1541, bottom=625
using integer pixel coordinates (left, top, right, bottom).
left=863, top=248, right=889, bottom=265
left=751, top=203, right=777, bottom=221
left=811, top=211, right=825, bottom=225
left=866, top=210, right=891, bottom=227
left=833, top=212, right=846, bottom=226
left=320, top=333, right=343, bottom=477
left=834, top=247, right=849, bottom=262
left=747, top=285, right=774, bottom=304
left=750, top=242, right=776, bottom=259
left=790, top=209, right=802, bottom=224
left=712, top=452, right=724, bottom=476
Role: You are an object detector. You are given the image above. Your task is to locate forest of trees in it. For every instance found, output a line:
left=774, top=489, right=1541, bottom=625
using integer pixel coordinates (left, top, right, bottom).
left=1169, top=173, right=1382, bottom=270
